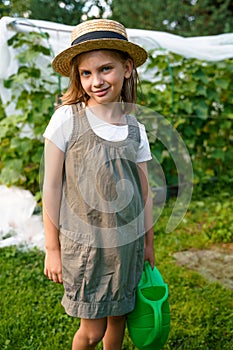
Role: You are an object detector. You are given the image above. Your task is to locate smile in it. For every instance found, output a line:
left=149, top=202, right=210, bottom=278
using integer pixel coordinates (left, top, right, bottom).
left=93, top=87, right=109, bottom=97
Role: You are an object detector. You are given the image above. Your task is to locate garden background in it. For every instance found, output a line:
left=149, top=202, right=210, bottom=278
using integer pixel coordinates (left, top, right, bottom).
left=0, top=1, right=233, bottom=349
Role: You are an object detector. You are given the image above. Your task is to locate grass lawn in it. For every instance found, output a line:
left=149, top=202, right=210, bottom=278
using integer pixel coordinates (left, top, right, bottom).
left=0, top=188, right=233, bottom=349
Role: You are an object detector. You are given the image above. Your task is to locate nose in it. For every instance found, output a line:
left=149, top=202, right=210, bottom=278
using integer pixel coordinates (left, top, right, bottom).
left=92, top=73, right=104, bottom=87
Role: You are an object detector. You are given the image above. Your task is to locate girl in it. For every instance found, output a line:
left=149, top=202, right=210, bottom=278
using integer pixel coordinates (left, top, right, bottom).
left=43, top=19, right=155, bottom=350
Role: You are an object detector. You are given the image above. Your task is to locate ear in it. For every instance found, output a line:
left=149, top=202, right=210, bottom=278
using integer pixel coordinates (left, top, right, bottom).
left=124, top=59, right=134, bottom=79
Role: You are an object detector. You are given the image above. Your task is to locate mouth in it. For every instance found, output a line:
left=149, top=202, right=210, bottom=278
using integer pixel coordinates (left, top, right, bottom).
left=93, top=87, right=109, bottom=97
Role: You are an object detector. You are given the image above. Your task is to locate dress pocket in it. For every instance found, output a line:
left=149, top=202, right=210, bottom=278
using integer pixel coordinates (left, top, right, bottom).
left=59, top=233, right=89, bottom=288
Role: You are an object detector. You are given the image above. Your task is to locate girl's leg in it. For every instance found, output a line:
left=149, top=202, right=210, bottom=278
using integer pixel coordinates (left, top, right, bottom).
left=72, top=317, right=107, bottom=350
left=102, top=315, right=126, bottom=350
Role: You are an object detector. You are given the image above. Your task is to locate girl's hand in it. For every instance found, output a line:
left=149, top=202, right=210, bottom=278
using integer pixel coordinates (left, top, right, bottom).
left=144, top=244, right=155, bottom=269
left=44, top=249, right=63, bottom=284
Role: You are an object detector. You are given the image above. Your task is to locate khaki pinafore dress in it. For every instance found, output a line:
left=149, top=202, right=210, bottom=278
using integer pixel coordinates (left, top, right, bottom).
left=59, top=103, right=145, bottom=319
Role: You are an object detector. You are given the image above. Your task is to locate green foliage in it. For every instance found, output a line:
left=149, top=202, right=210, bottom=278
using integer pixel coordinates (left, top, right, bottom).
left=1, top=0, right=233, bottom=36
left=28, top=0, right=86, bottom=25
left=0, top=247, right=77, bottom=350
left=201, top=199, right=233, bottom=243
left=110, top=0, right=233, bottom=35
left=0, top=31, right=58, bottom=199
left=0, top=0, right=88, bottom=25
left=1, top=28, right=233, bottom=206
left=0, top=96, right=6, bottom=120
left=0, top=0, right=31, bottom=17
left=138, top=51, right=233, bottom=187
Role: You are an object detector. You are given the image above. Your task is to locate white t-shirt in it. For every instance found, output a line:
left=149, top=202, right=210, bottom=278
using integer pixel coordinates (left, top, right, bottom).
left=43, top=105, right=152, bottom=163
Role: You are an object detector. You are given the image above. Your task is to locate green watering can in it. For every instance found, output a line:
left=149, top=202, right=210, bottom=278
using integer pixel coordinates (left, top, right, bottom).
left=127, top=261, right=170, bottom=350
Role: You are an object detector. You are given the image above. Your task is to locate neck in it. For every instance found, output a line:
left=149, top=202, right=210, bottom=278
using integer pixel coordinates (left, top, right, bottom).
left=87, top=102, right=126, bottom=124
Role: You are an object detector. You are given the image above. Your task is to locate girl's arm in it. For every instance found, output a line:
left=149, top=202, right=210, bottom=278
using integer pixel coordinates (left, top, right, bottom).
left=137, top=161, right=155, bottom=268
left=43, top=139, right=64, bottom=283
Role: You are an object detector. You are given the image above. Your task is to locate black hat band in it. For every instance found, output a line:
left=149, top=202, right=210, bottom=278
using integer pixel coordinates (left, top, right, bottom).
left=72, top=31, right=128, bottom=46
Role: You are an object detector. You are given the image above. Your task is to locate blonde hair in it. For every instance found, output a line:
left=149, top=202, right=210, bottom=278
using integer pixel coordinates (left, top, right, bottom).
left=61, top=50, right=139, bottom=112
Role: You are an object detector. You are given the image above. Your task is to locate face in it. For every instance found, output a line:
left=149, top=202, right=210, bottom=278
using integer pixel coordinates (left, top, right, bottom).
left=77, top=50, right=133, bottom=107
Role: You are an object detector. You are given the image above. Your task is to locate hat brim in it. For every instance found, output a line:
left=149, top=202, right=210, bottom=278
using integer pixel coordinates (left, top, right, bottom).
left=52, top=39, right=148, bottom=76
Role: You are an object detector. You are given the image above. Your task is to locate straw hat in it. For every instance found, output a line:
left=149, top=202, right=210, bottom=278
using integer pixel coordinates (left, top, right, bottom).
left=52, top=19, right=148, bottom=76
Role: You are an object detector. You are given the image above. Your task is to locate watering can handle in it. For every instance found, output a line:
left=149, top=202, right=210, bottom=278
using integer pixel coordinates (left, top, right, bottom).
left=143, top=262, right=169, bottom=345
left=144, top=260, right=164, bottom=286
left=144, top=283, right=169, bottom=347
left=154, top=302, right=163, bottom=339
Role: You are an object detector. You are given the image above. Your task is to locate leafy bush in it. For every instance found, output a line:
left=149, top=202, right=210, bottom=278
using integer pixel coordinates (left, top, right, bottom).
left=202, top=199, right=233, bottom=243
left=139, top=51, right=233, bottom=187
left=0, top=31, right=59, bottom=200
left=1, top=31, right=233, bottom=202
left=0, top=96, right=6, bottom=119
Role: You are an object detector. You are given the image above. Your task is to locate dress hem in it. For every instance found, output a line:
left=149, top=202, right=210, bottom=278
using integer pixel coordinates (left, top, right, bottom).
left=61, top=294, right=136, bottom=319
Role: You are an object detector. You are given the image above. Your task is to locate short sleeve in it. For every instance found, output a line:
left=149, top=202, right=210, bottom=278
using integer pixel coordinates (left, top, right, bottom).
left=43, top=105, right=73, bottom=152
left=137, top=122, right=152, bottom=163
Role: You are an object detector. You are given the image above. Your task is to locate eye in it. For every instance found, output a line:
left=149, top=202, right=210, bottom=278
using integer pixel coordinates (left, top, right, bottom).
left=102, top=66, right=112, bottom=73
left=80, top=70, right=91, bottom=77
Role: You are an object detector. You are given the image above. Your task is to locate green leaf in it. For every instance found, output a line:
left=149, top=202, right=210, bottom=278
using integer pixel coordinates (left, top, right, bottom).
left=180, top=101, right=193, bottom=114
left=0, top=159, right=23, bottom=184
left=195, top=101, right=209, bottom=119
left=211, top=148, right=226, bottom=161
left=3, top=78, right=14, bottom=89
left=193, top=68, right=208, bottom=84
left=196, top=84, right=207, bottom=96
left=10, top=137, right=33, bottom=154
left=215, top=78, right=229, bottom=89
left=206, top=88, right=219, bottom=101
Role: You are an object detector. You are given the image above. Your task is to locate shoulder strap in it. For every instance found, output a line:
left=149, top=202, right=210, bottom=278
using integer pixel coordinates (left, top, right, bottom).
left=70, top=102, right=85, bottom=140
left=127, top=114, right=141, bottom=146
